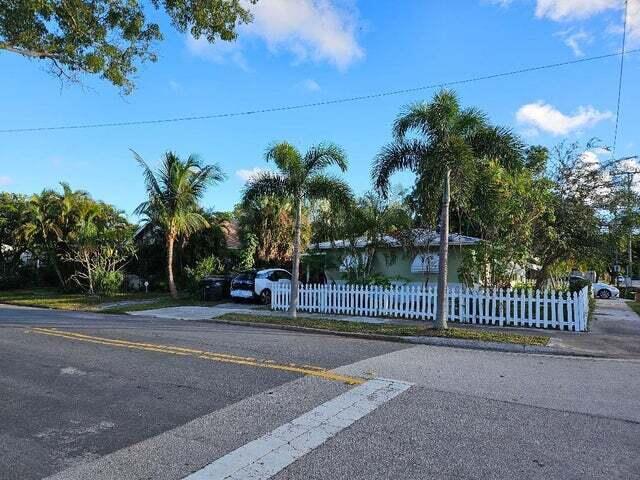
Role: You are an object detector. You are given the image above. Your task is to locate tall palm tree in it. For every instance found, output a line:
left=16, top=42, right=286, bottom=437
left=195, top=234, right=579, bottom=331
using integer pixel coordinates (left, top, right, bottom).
left=372, top=90, right=524, bottom=329
left=133, top=151, right=225, bottom=298
left=243, top=142, right=352, bottom=318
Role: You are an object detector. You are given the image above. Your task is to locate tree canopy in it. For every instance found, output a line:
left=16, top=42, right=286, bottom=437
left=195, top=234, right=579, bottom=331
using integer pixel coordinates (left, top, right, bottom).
left=0, top=0, right=256, bottom=93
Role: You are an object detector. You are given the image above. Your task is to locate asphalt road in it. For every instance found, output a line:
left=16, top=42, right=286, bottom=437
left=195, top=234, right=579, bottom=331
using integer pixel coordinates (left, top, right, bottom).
left=0, top=306, right=403, bottom=479
left=1, top=304, right=639, bottom=480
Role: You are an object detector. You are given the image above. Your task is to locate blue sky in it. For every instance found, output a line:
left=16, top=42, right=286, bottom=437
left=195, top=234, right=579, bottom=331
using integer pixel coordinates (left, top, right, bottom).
left=1, top=0, right=638, bottom=219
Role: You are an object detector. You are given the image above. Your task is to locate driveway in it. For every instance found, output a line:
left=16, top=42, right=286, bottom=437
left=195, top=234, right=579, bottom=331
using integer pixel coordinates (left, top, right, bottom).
left=128, top=302, right=268, bottom=321
left=128, top=302, right=393, bottom=324
left=551, top=298, right=640, bottom=358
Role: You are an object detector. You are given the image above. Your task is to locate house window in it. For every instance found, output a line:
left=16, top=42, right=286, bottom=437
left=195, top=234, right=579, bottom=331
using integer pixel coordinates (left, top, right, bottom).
left=339, top=253, right=368, bottom=272
left=411, top=253, right=439, bottom=273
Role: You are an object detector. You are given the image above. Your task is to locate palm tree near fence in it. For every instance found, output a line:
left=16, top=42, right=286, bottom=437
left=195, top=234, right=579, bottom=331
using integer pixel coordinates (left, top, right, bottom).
left=133, top=151, right=225, bottom=298
left=243, top=142, right=353, bottom=318
left=372, top=90, right=525, bottom=329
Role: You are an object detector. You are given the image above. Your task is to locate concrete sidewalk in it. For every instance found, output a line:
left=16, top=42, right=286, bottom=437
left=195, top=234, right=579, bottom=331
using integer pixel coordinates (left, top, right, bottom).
left=128, top=303, right=395, bottom=324
left=128, top=303, right=269, bottom=320
left=550, top=298, right=640, bottom=358
left=128, top=299, right=640, bottom=358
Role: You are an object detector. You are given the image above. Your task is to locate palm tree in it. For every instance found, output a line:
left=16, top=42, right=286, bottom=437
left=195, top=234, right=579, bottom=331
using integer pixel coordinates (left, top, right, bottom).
left=133, top=151, right=225, bottom=298
left=372, top=90, right=524, bottom=329
left=243, top=142, right=352, bottom=318
left=19, top=189, right=65, bottom=287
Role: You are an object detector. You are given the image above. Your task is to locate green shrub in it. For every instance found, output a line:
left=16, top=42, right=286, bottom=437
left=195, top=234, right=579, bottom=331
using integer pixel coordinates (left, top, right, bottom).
left=94, top=268, right=124, bottom=296
left=619, top=287, right=637, bottom=300
left=569, top=278, right=591, bottom=294
left=344, top=273, right=397, bottom=288
left=185, top=255, right=223, bottom=293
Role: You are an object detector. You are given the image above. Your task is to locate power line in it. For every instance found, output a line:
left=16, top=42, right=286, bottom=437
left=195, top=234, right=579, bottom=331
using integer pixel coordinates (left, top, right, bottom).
left=2, top=48, right=640, bottom=134
left=612, top=0, right=629, bottom=157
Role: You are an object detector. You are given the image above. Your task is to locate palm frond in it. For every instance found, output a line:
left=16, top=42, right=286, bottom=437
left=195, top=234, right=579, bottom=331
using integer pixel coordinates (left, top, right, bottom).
left=304, top=143, right=348, bottom=174
left=265, top=142, right=303, bottom=175
left=131, top=149, right=163, bottom=199
left=456, top=107, right=488, bottom=136
left=393, top=102, right=432, bottom=140
left=372, top=140, right=427, bottom=196
left=470, top=125, right=526, bottom=170
left=242, top=172, right=292, bottom=205
left=305, top=174, right=354, bottom=207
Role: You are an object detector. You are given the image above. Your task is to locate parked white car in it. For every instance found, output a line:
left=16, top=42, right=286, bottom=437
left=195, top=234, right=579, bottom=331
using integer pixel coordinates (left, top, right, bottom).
left=230, top=268, right=291, bottom=304
left=592, top=282, right=620, bottom=299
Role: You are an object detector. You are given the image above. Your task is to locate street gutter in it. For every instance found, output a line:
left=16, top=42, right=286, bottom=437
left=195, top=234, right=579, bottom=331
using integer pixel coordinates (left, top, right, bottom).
left=199, top=317, right=606, bottom=358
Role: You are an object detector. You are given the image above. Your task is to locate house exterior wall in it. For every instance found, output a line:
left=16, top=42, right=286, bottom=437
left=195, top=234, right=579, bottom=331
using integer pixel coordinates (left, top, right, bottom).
left=320, top=246, right=466, bottom=285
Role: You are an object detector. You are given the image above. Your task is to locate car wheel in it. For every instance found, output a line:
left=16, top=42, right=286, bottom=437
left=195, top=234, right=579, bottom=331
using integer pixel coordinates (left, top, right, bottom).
left=597, top=289, right=612, bottom=299
left=260, top=289, right=272, bottom=305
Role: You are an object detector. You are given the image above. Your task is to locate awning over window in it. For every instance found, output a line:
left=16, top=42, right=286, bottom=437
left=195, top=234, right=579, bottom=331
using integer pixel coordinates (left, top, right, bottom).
left=411, top=253, right=439, bottom=273
left=339, top=253, right=369, bottom=272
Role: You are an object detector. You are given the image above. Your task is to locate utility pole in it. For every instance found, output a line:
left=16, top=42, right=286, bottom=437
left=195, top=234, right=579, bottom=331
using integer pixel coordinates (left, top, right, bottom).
left=626, top=171, right=633, bottom=287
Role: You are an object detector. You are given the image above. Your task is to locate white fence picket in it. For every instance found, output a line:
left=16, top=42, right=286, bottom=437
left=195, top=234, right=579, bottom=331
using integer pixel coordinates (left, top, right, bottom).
left=271, top=282, right=589, bottom=332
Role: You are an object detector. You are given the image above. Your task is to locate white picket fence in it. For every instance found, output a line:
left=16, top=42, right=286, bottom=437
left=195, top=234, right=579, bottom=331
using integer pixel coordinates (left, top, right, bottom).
left=271, top=282, right=590, bottom=332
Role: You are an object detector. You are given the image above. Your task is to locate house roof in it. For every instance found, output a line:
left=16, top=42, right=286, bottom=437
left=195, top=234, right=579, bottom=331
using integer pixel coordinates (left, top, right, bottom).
left=310, top=229, right=481, bottom=250
left=134, top=219, right=242, bottom=250
left=220, top=219, right=241, bottom=250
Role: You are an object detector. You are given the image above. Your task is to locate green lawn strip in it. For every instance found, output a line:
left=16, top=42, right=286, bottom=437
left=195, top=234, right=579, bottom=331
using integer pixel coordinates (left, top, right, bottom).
left=628, top=301, right=640, bottom=318
left=0, top=288, right=171, bottom=312
left=218, top=313, right=550, bottom=346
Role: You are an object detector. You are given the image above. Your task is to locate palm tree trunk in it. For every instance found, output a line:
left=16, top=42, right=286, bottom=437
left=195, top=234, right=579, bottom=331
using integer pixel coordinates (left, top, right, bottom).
left=435, top=168, right=451, bottom=330
left=167, top=234, right=178, bottom=299
left=289, top=197, right=302, bottom=318
left=49, top=249, right=66, bottom=289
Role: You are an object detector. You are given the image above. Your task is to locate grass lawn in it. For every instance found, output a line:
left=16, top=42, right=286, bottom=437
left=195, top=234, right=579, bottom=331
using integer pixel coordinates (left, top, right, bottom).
left=218, top=313, right=551, bottom=347
left=628, top=301, right=640, bottom=318
left=0, top=288, right=206, bottom=312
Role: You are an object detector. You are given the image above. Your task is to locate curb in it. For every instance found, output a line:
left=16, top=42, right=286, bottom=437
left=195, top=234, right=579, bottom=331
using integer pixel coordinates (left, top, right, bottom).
left=199, top=317, right=603, bottom=358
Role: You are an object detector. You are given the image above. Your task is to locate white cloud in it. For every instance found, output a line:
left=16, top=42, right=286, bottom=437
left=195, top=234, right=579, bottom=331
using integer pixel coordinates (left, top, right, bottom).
left=534, top=0, right=640, bottom=40
left=516, top=101, right=613, bottom=135
left=556, top=28, right=592, bottom=56
left=249, top=0, right=363, bottom=68
left=187, top=0, right=363, bottom=69
left=0, top=175, right=12, bottom=186
left=301, top=79, right=321, bottom=92
left=614, top=157, right=640, bottom=193
left=535, top=0, right=619, bottom=21
left=168, top=80, right=184, bottom=94
left=236, top=167, right=270, bottom=182
left=579, top=150, right=601, bottom=168
left=186, top=35, right=250, bottom=70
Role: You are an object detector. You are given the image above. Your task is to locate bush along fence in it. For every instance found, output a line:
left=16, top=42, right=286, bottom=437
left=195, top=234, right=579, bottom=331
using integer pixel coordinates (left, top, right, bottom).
left=271, top=283, right=590, bottom=332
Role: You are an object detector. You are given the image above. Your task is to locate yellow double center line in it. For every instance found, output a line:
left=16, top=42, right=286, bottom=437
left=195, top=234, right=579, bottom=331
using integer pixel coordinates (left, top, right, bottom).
left=28, top=327, right=364, bottom=385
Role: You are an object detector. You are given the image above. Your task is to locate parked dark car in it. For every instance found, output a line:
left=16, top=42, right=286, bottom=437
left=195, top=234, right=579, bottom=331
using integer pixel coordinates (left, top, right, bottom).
left=230, top=271, right=257, bottom=301
left=200, top=275, right=231, bottom=301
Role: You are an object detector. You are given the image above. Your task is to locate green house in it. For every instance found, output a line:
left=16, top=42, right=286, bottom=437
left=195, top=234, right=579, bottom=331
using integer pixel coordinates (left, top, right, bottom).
left=307, top=230, right=480, bottom=287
